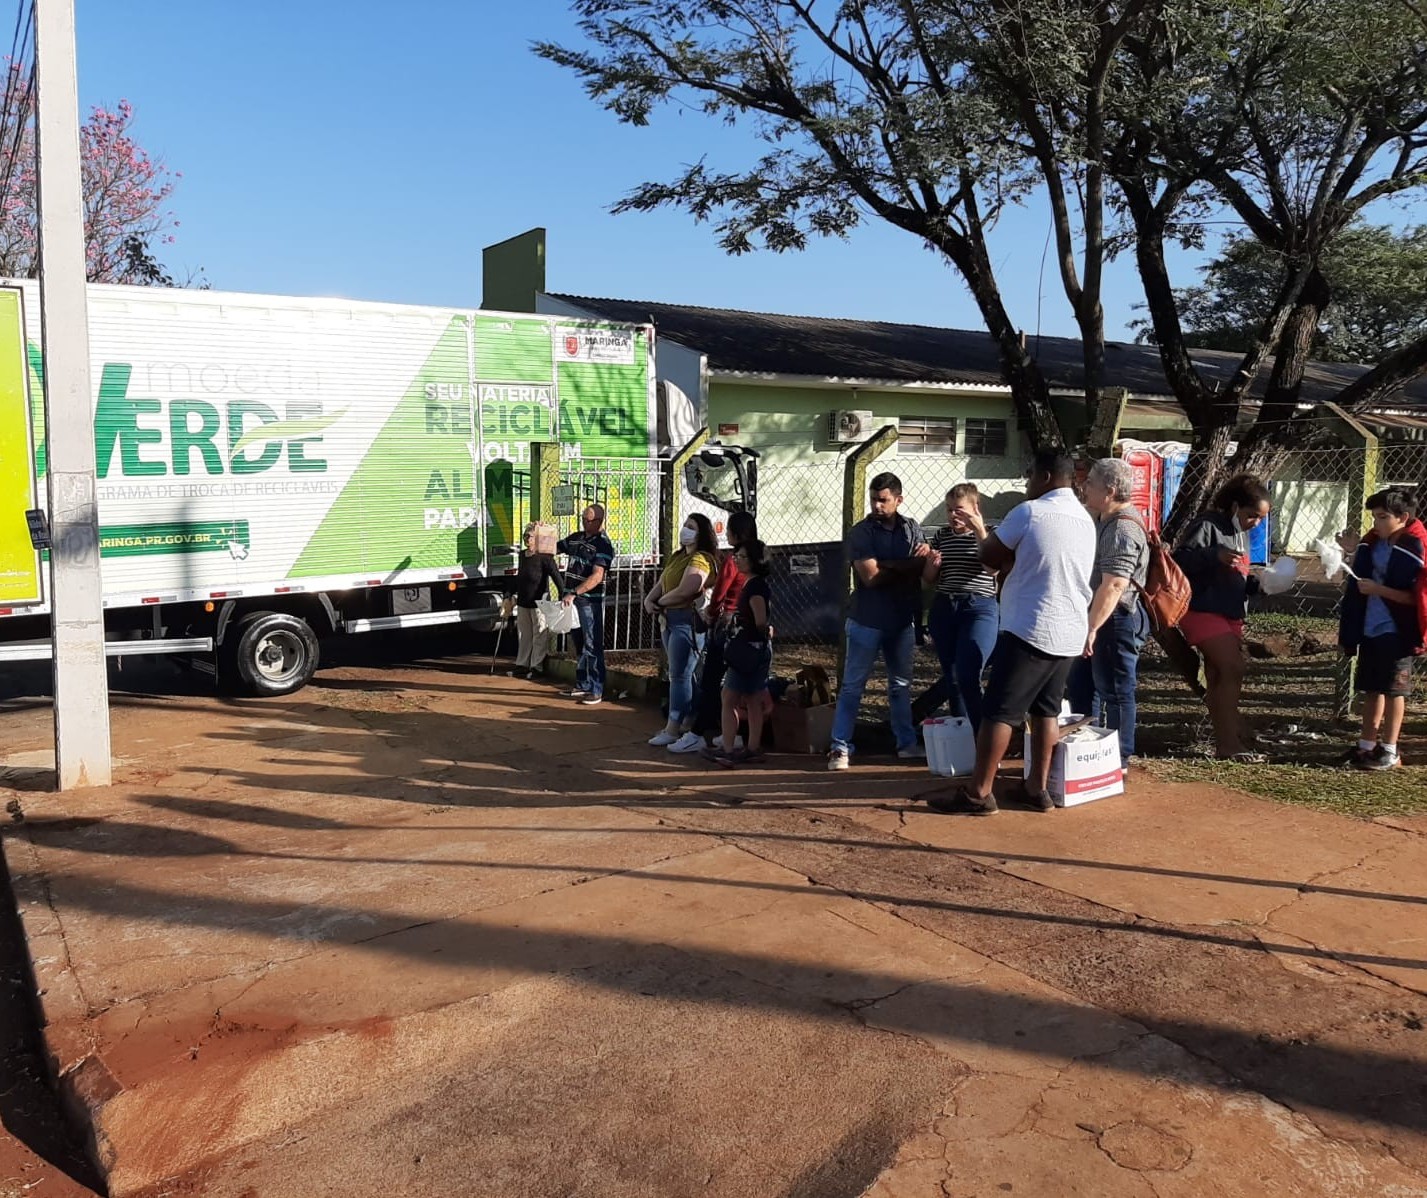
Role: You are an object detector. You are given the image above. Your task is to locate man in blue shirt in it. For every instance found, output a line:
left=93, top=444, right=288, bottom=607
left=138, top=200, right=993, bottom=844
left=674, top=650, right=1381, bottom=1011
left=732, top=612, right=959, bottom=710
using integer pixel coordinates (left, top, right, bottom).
left=828, top=471, right=934, bottom=769
left=558, top=504, right=615, bottom=706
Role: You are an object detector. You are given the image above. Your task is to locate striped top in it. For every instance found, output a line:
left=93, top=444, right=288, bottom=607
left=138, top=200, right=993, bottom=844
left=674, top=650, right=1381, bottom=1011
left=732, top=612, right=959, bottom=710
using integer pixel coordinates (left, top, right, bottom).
left=930, top=526, right=997, bottom=597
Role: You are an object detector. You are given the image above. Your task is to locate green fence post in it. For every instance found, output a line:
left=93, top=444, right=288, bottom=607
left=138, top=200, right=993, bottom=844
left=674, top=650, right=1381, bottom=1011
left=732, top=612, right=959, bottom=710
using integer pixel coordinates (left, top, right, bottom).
left=837, top=425, right=901, bottom=683
left=662, top=428, right=710, bottom=558
left=529, top=440, right=561, bottom=524
left=1325, top=404, right=1379, bottom=723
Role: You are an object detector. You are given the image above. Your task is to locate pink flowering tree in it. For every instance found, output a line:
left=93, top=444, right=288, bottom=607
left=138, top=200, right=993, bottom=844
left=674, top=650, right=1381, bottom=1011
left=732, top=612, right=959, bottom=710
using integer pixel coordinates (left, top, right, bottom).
left=0, top=63, right=180, bottom=284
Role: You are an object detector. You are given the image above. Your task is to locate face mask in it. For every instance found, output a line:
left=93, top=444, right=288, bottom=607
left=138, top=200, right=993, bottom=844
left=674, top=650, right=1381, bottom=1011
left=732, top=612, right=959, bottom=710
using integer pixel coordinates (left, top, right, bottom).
left=679, top=526, right=698, bottom=547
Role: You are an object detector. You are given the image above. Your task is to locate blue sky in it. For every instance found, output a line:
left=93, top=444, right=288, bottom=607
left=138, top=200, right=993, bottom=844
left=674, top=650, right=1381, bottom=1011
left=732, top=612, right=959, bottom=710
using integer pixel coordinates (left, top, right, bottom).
left=76, top=2, right=1226, bottom=340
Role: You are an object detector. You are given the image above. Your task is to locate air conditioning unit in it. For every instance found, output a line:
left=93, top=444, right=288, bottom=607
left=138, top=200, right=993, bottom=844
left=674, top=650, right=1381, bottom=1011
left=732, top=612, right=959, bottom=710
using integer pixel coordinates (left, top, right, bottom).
left=829, top=409, right=875, bottom=444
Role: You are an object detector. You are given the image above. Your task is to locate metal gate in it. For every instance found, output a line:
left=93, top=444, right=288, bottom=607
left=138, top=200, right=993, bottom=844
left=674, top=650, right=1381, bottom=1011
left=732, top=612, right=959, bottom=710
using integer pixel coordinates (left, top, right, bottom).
left=510, top=453, right=669, bottom=652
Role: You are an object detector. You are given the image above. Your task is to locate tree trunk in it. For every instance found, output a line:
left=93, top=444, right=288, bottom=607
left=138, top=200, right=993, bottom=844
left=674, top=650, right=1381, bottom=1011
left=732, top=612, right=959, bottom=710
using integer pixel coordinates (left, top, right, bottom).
left=1234, top=268, right=1330, bottom=463
left=934, top=229, right=1069, bottom=452
left=1162, top=423, right=1238, bottom=543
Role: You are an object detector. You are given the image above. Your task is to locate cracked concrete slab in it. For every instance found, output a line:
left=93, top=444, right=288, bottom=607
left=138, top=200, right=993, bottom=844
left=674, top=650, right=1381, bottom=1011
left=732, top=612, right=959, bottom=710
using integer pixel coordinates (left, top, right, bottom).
left=873, top=784, right=1412, bottom=930
left=868, top=1032, right=1427, bottom=1196
left=4, top=661, right=1427, bottom=1196
left=1267, top=838, right=1427, bottom=993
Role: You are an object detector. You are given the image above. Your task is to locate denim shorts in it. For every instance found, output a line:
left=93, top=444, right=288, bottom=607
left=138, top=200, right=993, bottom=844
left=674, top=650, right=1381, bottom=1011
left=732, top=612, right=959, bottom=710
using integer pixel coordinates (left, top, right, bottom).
left=722, top=641, right=772, bottom=695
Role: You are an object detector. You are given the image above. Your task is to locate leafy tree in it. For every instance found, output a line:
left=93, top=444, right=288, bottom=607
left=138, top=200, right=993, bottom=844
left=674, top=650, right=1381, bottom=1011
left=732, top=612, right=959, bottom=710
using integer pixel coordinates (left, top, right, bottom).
left=540, top=0, right=1427, bottom=501
left=0, top=65, right=181, bottom=285
left=537, top=0, right=1167, bottom=452
left=1140, top=223, right=1427, bottom=365
left=1107, top=0, right=1427, bottom=526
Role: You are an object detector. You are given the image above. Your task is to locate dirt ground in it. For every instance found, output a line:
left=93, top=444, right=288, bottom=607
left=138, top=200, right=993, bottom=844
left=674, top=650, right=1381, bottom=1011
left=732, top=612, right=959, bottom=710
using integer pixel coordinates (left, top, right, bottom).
left=1, top=633, right=1425, bottom=1197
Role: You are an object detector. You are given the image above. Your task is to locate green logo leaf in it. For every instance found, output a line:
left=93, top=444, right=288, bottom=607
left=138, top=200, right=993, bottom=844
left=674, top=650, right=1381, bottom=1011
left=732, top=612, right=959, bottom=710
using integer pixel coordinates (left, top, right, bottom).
left=232, top=410, right=345, bottom=455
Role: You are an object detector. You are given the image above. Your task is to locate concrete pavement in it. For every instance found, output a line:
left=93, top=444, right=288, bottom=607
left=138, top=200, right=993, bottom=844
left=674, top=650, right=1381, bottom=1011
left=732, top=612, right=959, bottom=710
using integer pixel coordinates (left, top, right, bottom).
left=1, top=651, right=1425, bottom=1196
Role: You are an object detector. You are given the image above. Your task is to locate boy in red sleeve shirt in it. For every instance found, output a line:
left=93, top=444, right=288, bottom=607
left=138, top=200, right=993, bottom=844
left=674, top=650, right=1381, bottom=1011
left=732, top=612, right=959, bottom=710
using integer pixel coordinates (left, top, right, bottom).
left=1338, top=489, right=1427, bottom=771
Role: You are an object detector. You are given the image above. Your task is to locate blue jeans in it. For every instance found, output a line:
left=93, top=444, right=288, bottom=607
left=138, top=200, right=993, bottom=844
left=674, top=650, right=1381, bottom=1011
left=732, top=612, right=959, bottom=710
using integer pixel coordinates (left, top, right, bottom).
left=831, top=619, right=916, bottom=754
left=1071, top=604, right=1149, bottom=759
left=572, top=595, right=606, bottom=697
left=924, top=593, right=1000, bottom=733
left=661, top=609, right=699, bottom=724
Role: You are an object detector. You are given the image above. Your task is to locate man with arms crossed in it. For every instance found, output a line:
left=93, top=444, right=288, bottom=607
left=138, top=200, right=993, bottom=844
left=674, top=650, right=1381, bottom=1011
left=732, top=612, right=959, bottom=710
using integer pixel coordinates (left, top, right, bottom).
left=828, top=471, right=935, bottom=769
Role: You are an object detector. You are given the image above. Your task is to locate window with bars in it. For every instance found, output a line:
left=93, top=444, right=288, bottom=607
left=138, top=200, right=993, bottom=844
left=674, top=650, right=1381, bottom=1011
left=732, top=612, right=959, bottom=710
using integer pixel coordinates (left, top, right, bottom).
left=964, top=418, right=1009, bottom=456
left=897, top=416, right=957, bottom=455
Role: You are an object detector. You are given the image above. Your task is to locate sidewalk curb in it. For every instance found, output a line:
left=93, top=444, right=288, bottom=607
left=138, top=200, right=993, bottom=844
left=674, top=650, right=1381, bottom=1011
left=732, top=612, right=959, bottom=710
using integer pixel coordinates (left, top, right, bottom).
left=1, top=817, right=118, bottom=1182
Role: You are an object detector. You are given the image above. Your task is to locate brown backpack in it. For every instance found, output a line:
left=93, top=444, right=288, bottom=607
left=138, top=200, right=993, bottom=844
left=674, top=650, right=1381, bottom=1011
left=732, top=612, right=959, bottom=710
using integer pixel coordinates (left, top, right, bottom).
left=1137, top=530, right=1192, bottom=631
left=1112, top=513, right=1191, bottom=632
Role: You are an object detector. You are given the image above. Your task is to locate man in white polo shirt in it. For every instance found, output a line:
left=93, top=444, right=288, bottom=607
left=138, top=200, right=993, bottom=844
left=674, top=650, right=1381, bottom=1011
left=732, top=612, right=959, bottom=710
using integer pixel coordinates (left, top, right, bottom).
left=930, top=449, right=1096, bottom=816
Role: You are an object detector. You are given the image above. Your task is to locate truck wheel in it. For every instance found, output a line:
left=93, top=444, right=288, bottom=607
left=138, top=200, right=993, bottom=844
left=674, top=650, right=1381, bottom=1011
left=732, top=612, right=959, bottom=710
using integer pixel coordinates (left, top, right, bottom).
left=229, top=611, right=319, bottom=696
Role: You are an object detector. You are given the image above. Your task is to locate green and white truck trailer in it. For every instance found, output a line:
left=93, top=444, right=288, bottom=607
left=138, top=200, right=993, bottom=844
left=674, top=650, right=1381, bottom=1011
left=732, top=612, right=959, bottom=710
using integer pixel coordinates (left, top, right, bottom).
left=0, top=282, right=756, bottom=695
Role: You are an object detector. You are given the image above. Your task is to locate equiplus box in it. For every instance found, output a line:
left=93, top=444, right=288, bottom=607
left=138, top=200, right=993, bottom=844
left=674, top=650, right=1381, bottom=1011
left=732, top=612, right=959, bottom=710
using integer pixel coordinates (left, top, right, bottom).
left=1024, top=725, right=1124, bottom=807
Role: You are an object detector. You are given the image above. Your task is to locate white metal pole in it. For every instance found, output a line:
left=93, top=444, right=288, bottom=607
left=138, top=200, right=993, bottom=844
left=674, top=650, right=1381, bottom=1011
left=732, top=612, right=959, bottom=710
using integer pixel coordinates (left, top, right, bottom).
left=33, top=0, right=111, bottom=788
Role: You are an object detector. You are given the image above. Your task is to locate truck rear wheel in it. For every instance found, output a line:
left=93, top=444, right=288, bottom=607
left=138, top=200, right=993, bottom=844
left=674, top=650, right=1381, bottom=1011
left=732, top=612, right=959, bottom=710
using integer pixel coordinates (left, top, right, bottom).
left=228, top=611, right=319, bottom=696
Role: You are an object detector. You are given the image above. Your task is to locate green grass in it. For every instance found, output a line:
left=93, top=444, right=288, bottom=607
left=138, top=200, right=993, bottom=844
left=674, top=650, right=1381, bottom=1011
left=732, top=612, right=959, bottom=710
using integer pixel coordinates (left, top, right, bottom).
left=1141, top=757, right=1427, bottom=819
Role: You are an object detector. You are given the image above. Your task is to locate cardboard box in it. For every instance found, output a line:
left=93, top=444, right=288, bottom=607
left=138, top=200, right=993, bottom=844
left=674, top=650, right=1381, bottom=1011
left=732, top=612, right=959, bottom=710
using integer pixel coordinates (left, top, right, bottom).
left=772, top=701, right=836, bottom=755
left=1024, top=724, right=1124, bottom=807
left=530, top=521, right=558, bottom=555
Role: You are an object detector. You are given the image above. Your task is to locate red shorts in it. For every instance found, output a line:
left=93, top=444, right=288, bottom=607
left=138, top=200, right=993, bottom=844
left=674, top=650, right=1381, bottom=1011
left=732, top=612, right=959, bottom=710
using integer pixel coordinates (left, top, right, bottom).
left=1179, top=610, right=1244, bottom=648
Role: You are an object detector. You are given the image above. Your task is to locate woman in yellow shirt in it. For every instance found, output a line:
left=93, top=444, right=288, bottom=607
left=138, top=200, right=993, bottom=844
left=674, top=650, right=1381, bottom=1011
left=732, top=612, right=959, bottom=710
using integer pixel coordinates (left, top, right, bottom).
left=644, top=513, right=719, bottom=746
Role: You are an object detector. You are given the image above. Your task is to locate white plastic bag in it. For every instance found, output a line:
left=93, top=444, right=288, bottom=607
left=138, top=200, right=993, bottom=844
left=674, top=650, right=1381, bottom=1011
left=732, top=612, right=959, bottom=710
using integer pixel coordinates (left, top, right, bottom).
left=1259, top=556, right=1299, bottom=595
left=538, top=598, right=578, bottom=636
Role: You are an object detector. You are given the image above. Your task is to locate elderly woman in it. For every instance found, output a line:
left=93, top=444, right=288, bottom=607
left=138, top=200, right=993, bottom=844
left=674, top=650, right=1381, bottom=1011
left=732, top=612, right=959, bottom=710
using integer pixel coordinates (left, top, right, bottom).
left=1070, top=458, right=1151, bottom=762
left=511, top=522, right=563, bottom=679
left=643, top=513, right=719, bottom=747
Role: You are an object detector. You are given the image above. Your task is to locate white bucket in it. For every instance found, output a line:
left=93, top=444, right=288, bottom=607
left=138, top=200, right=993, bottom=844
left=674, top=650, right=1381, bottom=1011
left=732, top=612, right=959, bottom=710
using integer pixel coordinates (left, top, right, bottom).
left=923, top=717, right=977, bottom=777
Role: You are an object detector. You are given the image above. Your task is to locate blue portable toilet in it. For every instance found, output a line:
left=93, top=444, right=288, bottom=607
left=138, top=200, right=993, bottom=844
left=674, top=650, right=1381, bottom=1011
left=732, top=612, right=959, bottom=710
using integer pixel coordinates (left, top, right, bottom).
left=1161, top=445, right=1190, bottom=525
left=1249, top=514, right=1272, bottom=565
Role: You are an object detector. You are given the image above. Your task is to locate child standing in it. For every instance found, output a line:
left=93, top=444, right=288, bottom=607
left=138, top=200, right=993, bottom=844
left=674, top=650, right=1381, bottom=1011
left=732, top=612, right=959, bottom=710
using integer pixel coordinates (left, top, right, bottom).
left=1338, top=489, right=1427, bottom=771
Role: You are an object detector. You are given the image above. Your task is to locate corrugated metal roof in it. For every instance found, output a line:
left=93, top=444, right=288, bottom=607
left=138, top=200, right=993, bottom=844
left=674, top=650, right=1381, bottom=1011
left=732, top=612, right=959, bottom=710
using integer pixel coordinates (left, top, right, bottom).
left=549, top=293, right=1427, bottom=410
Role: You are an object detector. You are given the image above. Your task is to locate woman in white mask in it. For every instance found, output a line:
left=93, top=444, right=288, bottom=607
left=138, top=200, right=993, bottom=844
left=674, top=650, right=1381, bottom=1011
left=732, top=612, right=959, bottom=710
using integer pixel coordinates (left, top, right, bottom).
left=643, top=514, right=719, bottom=746
left=1172, top=474, right=1271, bottom=760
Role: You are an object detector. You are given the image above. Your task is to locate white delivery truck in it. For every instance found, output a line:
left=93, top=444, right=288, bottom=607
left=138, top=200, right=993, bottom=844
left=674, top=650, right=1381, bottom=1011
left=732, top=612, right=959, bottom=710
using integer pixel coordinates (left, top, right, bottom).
left=0, top=282, right=756, bottom=694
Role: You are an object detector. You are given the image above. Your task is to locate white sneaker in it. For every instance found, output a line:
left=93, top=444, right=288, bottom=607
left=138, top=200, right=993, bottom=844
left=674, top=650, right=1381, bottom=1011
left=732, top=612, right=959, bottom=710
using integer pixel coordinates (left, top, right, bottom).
left=897, top=745, right=927, bottom=760
left=827, top=749, right=850, bottom=771
left=711, top=734, right=745, bottom=752
left=668, top=732, right=707, bottom=754
left=648, top=729, right=680, bottom=747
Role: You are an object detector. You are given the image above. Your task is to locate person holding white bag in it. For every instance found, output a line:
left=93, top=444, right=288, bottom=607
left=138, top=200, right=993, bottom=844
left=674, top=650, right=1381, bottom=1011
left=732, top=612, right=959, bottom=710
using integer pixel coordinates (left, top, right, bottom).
left=511, top=523, right=564, bottom=680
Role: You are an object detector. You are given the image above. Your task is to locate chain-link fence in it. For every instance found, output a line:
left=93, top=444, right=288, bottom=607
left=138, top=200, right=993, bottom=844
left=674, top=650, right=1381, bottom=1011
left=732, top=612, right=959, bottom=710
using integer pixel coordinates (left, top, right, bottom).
left=509, top=454, right=669, bottom=653
left=756, top=461, right=847, bottom=644
left=504, top=430, right=1426, bottom=706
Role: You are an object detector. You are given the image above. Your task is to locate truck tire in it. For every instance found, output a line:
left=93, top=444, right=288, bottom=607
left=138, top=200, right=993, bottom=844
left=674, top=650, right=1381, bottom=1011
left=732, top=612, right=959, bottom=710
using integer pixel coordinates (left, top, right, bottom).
left=228, top=611, right=319, bottom=696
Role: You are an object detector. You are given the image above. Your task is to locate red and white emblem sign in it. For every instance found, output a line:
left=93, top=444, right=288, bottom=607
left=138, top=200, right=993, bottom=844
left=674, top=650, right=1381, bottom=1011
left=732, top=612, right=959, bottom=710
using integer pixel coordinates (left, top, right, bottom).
left=564, top=335, right=581, bottom=357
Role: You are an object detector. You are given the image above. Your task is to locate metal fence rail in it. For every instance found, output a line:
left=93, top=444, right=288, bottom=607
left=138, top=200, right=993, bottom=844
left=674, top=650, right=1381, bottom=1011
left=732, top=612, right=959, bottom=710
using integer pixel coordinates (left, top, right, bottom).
left=510, top=453, right=669, bottom=653
left=500, top=433, right=1426, bottom=704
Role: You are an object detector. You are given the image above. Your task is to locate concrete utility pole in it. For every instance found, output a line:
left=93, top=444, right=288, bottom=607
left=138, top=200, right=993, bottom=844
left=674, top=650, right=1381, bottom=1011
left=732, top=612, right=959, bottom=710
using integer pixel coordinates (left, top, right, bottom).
left=34, top=0, right=111, bottom=788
